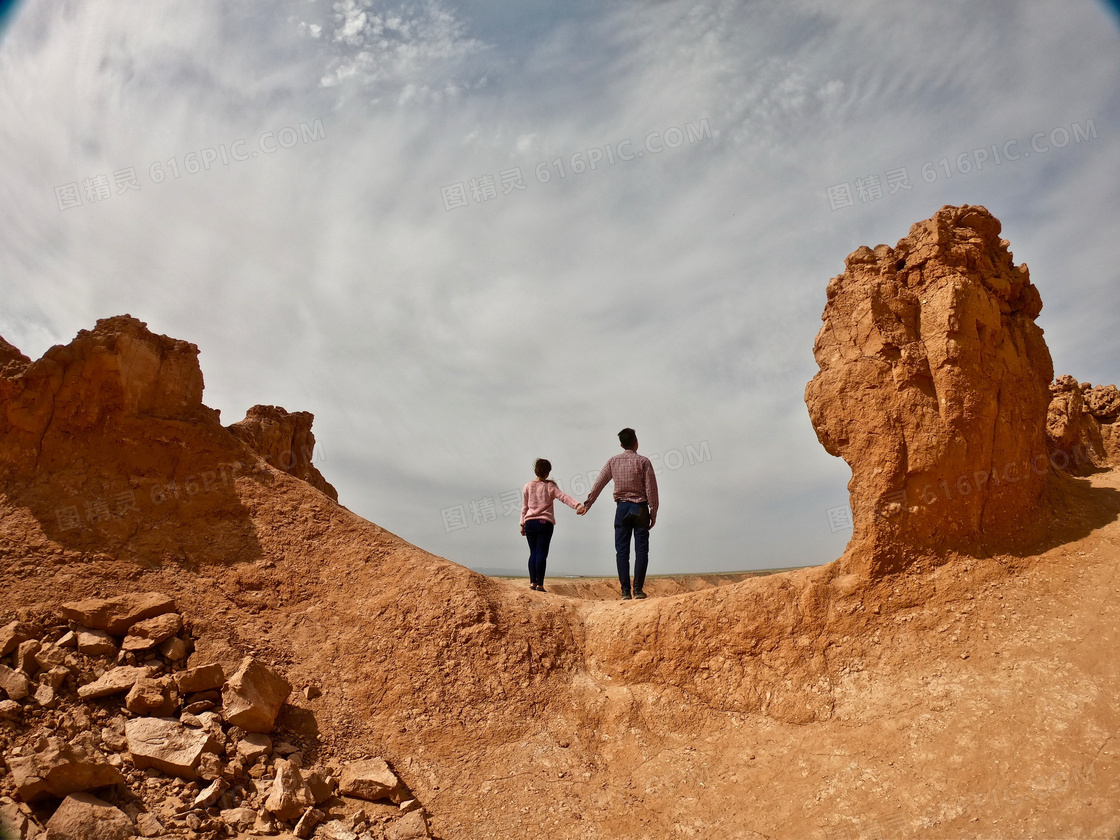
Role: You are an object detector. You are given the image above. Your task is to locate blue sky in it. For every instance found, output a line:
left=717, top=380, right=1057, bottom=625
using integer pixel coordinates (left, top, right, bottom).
left=2, top=1, right=1118, bottom=575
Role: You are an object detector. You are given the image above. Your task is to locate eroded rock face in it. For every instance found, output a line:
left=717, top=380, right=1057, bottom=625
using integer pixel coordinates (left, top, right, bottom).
left=227, top=405, right=337, bottom=501
left=1046, top=376, right=1120, bottom=472
left=0, top=315, right=213, bottom=482
left=806, top=205, right=1054, bottom=576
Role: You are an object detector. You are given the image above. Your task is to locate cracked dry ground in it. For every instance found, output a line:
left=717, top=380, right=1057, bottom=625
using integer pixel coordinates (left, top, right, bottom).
left=3, top=469, right=1119, bottom=839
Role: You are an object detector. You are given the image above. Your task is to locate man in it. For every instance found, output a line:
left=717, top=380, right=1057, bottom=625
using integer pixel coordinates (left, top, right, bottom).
left=582, top=427, right=659, bottom=600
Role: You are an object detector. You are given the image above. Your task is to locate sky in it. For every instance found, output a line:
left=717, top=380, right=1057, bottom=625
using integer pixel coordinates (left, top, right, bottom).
left=1, top=1, right=1118, bottom=577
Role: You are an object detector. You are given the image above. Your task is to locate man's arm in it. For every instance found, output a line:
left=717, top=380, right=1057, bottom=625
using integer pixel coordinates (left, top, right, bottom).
left=583, top=461, right=613, bottom=510
left=644, top=457, right=659, bottom=527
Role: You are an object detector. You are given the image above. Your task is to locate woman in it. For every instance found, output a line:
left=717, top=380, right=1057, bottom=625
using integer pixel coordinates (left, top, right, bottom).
left=520, top=458, right=585, bottom=591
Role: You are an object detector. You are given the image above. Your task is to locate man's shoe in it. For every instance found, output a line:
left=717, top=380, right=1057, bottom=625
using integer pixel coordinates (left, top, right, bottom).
left=621, top=590, right=633, bottom=600
left=634, top=590, right=647, bottom=599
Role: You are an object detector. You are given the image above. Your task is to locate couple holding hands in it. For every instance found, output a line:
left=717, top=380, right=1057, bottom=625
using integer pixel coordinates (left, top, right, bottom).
left=519, top=427, right=659, bottom=600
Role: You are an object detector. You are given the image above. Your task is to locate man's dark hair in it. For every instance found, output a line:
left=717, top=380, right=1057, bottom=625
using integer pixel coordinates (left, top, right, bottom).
left=534, top=458, right=552, bottom=479
left=618, top=428, right=637, bottom=449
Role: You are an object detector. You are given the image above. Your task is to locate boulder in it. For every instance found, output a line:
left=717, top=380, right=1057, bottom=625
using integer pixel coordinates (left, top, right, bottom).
left=192, top=777, right=228, bottom=809
left=806, top=205, right=1054, bottom=576
left=34, top=641, right=67, bottom=671
left=8, top=736, right=124, bottom=802
left=293, top=807, right=325, bottom=839
left=221, top=657, right=291, bottom=733
left=263, top=759, right=316, bottom=820
left=157, top=636, right=188, bottom=661
left=219, top=808, right=256, bottom=831
left=173, top=663, right=224, bottom=695
left=121, top=614, right=182, bottom=652
left=0, top=620, right=27, bottom=657
left=75, top=627, right=118, bottom=657
left=60, top=593, right=176, bottom=635
left=338, top=758, right=406, bottom=803
left=303, top=767, right=335, bottom=804
left=124, top=678, right=178, bottom=717
left=0, top=664, right=31, bottom=701
left=0, top=799, right=35, bottom=840
left=0, top=698, right=20, bottom=720
left=134, top=813, right=164, bottom=838
left=386, top=810, right=431, bottom=840
left=15, top=640, right=40, bottom=676
left=315, top=822, right=359, bottom=840
left=77, top=666, right=155, bottom=700
left=43, top=792, right=135, bottom=840
left=235, top=732, right=272, bottom=763
left=33, top=683, right=57, bottom=709
left=124, top=717, right=218, bottom=780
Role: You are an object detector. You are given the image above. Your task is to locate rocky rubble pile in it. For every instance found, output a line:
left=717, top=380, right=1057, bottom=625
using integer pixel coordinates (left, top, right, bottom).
left=0, top=594, right=430, bottom=840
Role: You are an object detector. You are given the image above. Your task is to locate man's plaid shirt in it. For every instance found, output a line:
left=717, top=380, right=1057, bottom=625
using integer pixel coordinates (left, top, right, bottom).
left=585, top=449, right=659, bottom=518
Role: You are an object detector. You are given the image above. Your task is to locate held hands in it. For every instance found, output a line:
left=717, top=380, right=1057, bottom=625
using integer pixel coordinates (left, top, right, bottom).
left=575, top=503, right=587, bottom=515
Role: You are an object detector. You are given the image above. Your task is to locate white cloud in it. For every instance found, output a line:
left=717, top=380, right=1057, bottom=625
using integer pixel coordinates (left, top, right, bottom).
left=1, top=0, right=1118, bottom=575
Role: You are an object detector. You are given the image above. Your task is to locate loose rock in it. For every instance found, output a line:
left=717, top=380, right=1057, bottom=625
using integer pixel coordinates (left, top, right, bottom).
left=77, top=665, right=155, bottom=700
left=60, top=593, right=176, bottom=635
left=8, top=736, right=125, bottom=801
left=44, top=792, right=136, bottom=840
left=338, top=758, right=406, bottom=803
left=125, top=717, right=218, bottom=780
left=221, top=657, right=291, bottom=733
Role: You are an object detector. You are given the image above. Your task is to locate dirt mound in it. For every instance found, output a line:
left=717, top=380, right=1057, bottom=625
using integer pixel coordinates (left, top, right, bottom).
left=806, top=205, right=1055, bottom=577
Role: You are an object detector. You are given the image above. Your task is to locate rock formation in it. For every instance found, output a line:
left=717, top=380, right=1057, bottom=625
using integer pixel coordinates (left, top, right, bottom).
left=806, top=205, right=1055, bottom=576
left=0, top=316, right=335, bottom=559
left=1046, top=375, right=1120, bottom=472
left=228, top=405, right=337, bottom=501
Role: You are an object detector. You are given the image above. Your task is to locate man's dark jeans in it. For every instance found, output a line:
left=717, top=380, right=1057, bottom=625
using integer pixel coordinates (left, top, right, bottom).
left=524, top=518, right=554, bottom=586
left=614, top=501, right=650, bottom=593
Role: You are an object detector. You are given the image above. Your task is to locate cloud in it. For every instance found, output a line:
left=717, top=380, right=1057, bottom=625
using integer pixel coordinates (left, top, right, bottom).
left=1, top=0, right=1118, bottom=575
